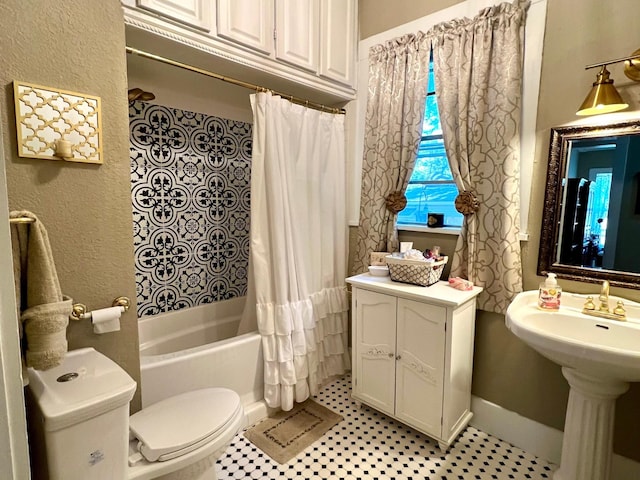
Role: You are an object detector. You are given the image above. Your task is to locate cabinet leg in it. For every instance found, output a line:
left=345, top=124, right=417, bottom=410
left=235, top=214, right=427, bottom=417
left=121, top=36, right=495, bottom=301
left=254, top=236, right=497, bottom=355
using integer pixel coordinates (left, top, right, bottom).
left=438, top=441, right=449, bottom=452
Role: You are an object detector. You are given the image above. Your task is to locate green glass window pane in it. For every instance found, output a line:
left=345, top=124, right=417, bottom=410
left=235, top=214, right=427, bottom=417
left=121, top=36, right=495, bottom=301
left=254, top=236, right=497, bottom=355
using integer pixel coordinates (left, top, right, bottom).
left=411, top=139, right=452, bottom=182
left=398, top=183, right=462, bottom=227
left=427, top=62, right=436, bottom=94
left=400, top=57, right=462, bottom=228
left=422, top=95, right=442, bottom=136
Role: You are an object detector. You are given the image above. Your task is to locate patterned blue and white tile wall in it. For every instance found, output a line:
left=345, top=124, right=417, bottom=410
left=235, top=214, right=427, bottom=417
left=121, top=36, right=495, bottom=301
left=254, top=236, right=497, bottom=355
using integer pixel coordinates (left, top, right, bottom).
left=129, top=101, right=251, bottom=317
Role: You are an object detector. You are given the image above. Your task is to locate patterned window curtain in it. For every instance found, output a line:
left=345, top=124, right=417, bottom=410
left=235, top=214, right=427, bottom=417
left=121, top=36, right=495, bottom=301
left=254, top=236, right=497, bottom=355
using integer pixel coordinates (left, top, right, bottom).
left=351, top=34, right=432, bottom=275
left=432, top=0, right=529, bottom=313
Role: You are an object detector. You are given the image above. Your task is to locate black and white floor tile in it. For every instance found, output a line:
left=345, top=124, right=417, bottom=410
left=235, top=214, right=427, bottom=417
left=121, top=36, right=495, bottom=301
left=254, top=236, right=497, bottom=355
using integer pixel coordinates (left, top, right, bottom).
left=128, top=101, right=251, bottom=317
left=216, top=374, right=556, bottom=479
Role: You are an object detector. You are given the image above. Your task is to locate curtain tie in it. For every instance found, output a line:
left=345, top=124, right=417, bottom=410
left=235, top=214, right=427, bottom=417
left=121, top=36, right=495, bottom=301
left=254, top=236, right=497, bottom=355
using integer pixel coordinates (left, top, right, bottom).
left=455, top=191, right=480, bottom=215
left=385, top=191, right=407, bottom=214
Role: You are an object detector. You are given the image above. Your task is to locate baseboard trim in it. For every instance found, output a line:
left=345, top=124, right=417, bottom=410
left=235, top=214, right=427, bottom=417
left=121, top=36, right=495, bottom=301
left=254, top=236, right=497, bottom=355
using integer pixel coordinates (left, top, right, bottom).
left=470, top=395, right=640, bottom=479
left=469, top=395, right=563, bottom=464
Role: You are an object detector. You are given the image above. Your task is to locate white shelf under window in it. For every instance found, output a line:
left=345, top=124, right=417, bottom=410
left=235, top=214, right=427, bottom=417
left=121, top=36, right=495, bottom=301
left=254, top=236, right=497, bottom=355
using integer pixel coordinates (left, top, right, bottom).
left=398, top=224, right=461, bottom=235
left=398, top=224, right=530, bottom=242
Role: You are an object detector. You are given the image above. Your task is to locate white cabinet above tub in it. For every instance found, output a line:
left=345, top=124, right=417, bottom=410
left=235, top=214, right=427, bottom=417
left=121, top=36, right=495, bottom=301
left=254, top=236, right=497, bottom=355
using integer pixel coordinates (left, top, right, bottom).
left=345, top=274, right=482, bottom=450
left=122, top=0, right=357, bottom=101
left=275, top=0, right=319, bottom=73
left=135, top=0, right=213, bottom=31
left=217, top=0, right=274, bottom=55
left=318, top=0, right=357, bottom=85
left=274, top=0, right=356, bottom=86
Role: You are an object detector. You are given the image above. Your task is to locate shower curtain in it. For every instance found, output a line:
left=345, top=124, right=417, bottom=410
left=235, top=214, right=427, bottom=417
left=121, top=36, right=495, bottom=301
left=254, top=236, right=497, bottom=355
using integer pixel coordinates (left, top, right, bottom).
left=245, top=91, right=350, bottom=411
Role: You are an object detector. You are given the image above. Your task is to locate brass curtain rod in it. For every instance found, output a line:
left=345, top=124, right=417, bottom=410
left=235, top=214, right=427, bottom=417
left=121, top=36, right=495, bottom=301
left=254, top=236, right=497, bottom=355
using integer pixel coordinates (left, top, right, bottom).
left=125, top=46, right=346, bottom=115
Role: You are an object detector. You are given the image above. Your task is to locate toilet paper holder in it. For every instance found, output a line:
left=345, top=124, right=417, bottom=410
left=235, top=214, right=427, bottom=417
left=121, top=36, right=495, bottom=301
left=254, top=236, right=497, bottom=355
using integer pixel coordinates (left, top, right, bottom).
left=70, top=296, right=130, bottom=321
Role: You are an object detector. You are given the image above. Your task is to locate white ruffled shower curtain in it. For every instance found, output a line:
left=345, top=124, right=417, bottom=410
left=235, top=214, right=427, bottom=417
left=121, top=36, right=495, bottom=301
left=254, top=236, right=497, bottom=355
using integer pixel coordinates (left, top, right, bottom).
left=244, top=92, right=350, bottom=411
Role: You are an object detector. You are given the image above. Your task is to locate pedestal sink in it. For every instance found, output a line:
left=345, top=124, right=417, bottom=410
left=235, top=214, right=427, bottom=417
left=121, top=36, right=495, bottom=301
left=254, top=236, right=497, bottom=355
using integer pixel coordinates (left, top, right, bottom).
left=506, top=290, right=640, bottom=480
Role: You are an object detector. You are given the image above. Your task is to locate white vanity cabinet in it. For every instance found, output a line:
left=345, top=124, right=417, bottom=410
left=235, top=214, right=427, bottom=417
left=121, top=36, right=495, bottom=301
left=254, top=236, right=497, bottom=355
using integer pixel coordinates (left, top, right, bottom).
left=346, top=274, right=482, bottom=450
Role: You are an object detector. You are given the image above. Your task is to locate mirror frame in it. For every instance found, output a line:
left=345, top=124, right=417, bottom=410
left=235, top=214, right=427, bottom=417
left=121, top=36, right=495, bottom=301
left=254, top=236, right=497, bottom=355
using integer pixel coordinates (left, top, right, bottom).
left=538, top=119, right=640, bottom=289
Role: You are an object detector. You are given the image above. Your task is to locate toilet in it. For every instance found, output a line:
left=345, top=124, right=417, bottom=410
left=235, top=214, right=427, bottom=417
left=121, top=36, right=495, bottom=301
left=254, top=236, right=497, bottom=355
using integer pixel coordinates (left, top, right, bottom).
left=26, top=347, right=245, bottom=480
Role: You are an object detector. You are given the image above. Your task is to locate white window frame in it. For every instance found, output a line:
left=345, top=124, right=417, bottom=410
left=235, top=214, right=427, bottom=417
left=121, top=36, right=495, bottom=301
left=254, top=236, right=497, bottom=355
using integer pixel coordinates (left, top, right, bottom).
left=346, top=0, right=548, bottom=242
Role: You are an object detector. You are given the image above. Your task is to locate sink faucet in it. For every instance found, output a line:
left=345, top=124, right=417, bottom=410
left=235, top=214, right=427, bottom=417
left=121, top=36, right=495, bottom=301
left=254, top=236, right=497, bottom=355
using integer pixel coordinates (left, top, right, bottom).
left=583, top=280, right=626, bottom=321
left=599, top=280, right=610, bottom=312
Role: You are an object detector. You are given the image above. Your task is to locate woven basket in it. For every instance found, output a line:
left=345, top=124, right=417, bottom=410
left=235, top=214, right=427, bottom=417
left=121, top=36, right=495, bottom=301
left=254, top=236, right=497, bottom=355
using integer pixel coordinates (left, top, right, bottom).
left=385, top=255, right=448, bottom=287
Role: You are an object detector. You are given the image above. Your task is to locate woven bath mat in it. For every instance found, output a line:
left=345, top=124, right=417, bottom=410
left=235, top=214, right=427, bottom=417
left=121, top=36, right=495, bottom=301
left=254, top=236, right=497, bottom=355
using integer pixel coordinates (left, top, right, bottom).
left=244, top=399, right=343, bottom=464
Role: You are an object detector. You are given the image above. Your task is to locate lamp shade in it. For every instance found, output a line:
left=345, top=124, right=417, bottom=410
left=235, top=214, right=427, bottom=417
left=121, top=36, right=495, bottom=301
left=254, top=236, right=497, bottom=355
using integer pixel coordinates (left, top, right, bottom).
left=577, top=65, right=628, bottom=116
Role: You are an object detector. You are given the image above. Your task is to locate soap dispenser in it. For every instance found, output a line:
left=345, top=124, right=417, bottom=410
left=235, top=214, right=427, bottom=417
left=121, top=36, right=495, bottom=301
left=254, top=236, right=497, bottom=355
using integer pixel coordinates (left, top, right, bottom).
left=538, top=273, right=562, bottom=310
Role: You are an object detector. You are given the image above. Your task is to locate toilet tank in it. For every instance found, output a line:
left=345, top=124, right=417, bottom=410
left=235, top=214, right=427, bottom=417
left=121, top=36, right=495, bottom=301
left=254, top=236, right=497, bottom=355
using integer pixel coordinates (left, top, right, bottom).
left=27, top=347, right=137, bottom=480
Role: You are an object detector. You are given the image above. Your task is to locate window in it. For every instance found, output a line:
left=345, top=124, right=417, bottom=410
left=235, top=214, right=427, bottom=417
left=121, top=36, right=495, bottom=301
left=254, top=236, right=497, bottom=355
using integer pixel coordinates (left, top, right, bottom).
left=397, top=61, right=463, bottom=228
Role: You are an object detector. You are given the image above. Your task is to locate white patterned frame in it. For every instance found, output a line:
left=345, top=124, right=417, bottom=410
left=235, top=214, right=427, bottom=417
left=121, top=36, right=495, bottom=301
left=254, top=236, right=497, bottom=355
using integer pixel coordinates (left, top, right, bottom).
left=13, top=81, right=103, bottom=164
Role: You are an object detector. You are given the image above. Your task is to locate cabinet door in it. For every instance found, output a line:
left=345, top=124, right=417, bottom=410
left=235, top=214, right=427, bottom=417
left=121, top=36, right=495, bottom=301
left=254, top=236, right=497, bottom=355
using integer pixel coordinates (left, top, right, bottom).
left=319, top=0, right=356, bottom=85
left=137, top=0, right=211, bottom=31
left=217, top=0, right=274, bottom=54
left=353, top=289, right=396, bottom=416
left=275, top=0, right=319, bottom=72
left=395, top=298, right=446, bottom=438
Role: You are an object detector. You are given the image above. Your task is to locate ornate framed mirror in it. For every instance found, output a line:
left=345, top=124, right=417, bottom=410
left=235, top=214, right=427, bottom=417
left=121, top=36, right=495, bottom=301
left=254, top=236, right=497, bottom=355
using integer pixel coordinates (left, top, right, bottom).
left=538, top=118, right=640, bottom=289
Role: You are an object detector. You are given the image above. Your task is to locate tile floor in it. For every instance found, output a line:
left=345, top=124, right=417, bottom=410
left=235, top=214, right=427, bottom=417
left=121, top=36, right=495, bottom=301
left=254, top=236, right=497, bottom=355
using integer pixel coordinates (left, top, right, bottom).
left=216, top=374, right=556, bottom=479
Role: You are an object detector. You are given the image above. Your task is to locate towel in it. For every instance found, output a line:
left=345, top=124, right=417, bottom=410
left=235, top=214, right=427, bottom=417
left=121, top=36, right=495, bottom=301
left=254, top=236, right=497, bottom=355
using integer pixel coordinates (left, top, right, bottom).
left=10, top=210, right=71, bottom=370
left=404, top=248, right=428, bottom=261
left=21, top=297, right=72, bottom=370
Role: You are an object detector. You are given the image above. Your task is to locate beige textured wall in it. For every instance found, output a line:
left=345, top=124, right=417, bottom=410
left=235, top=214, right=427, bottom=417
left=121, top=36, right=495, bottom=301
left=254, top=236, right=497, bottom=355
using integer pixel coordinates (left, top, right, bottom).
left=520, top=0, right=640, bottom=460
left=358, top=0, right=464, bottom=39
left=358, top=0, right=640, bottom=461
left=0, top=1, right=141, bottom=411
left=126, top=54, right=253, bottom=124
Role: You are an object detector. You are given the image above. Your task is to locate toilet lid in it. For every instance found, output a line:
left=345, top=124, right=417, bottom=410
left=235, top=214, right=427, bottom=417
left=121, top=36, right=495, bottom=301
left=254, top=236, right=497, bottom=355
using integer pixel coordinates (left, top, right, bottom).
left=129, top=387, right=241, bottom=462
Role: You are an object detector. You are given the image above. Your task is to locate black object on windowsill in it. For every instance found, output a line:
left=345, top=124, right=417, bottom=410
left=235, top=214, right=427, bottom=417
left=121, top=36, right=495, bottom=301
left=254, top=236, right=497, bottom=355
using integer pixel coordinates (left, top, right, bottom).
left=427, top=213, right=444, bottom=228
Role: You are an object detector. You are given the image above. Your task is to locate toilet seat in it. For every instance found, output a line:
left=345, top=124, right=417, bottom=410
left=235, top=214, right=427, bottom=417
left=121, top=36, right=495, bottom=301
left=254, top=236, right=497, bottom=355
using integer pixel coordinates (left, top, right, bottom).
left=129, top=387, right=242, bottom=462
left=127, top=392, right=245, bottom=480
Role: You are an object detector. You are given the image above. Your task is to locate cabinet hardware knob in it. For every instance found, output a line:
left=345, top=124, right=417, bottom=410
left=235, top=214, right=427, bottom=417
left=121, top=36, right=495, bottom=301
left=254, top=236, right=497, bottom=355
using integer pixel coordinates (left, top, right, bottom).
left=396, top=355, right=402, bottom=360
left=388, top=353, right=394, bottom=358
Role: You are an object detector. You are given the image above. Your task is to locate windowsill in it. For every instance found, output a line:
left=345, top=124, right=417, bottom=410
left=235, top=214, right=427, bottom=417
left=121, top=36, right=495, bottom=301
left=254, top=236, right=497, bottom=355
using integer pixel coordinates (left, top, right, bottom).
left=398, top=224, right=530, bottom=241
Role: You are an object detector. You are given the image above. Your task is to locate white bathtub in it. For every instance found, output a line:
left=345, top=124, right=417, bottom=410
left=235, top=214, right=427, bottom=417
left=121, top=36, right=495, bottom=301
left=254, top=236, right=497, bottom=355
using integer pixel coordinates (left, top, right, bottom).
left=138, top=297, right=268, bottom=425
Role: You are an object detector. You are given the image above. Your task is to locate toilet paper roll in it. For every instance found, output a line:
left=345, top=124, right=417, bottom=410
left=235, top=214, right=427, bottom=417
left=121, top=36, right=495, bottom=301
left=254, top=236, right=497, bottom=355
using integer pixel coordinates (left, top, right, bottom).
left=91, top=306, right=123, bottom=334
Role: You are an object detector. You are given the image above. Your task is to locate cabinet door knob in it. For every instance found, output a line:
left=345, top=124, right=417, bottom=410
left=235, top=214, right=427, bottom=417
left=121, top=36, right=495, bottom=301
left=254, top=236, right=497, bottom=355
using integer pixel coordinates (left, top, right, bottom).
left=396, top=355, right=402, bottom=361
left=388, top=353, right=394, bottom=358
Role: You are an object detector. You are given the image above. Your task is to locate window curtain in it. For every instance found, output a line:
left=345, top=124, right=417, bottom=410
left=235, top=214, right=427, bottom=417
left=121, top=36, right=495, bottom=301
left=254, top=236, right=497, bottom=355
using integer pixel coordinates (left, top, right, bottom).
left=248, top=92, right=350, bottom=411
left=351, top=34, right=431, bottom=275
left=432, top=0, right=528, bottom=313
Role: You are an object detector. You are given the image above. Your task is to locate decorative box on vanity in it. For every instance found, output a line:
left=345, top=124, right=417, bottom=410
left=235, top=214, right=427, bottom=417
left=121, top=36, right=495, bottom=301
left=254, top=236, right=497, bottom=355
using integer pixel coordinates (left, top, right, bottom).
left=345, top=274, right=482, bottom=450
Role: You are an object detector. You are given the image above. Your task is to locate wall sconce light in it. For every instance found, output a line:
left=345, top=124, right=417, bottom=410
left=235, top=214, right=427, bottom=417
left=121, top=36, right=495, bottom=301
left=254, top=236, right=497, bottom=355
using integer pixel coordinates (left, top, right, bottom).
left=54, top=139, right=73, bottom=160
left=576, top=49, right=640, bottom=116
